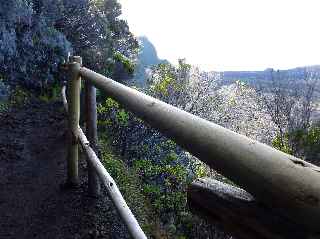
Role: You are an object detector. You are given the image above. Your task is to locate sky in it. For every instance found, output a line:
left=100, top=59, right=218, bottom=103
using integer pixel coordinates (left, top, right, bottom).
left=118, top=0, right=320, bottom=71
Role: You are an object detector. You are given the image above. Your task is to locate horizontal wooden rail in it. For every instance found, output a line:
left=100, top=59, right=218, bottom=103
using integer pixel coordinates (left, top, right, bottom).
left=77, top=66, right=320, bottom=234
left=77, top=127, right=147, bottom=239
left=61, top=85, right=147, bottom=239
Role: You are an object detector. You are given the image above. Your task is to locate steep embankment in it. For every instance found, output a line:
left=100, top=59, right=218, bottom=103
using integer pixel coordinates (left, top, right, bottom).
left=0, top=100, right=130, bottom=239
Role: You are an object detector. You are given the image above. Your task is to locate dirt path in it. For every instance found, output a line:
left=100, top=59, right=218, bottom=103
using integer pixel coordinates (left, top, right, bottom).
left=0, top=100, right=130, bottom=239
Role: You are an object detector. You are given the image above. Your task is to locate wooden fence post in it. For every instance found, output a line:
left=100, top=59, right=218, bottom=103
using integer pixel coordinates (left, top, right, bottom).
left=66, top=56, right=82, bottom=186
left=85, top=81, right=101, bottom=197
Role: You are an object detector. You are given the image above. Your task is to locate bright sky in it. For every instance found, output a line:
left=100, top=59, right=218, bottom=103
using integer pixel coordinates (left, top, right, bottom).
left=119, top=0, right=320, bottom=71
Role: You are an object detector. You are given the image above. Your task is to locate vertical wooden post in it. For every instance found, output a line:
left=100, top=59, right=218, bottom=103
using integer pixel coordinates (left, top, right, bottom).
left=85, top=81, right=101, bottom=197
left=66, top=56, right=82, bottom=186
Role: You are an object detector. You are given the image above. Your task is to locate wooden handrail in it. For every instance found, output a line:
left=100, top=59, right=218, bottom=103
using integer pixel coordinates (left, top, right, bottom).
left=77, top=66, right=320, bottom=233
left=61, top=83, right=147, bottom=239
left=78, top=127, right=147, bottom=239
left=62, top=56, right=320, bottom=238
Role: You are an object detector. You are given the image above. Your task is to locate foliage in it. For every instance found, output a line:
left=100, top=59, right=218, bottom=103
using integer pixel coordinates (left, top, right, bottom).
left=148, top=61, right=277, bottom=144
left=257, top=69, right=319, bottom=154
left=38, top=83, right=62, bottom=103
left=0, top=101, right=9, bottom=113
left=0, top=0, right=139, bottom=93
left=97, top=95, right=228, bottom=238
left=113, top=51, right=136, bottom=75
left=0, top=0, right=70, bottom=92
left=133, top=154, right=194, bottom=238
left=99, top=138, right=159, bottom=236
left=56, top=0, right=139, bottom=78
left=217, top=81, right=277, bottom=143
left=0, top=85, right=32, bottom=113
left=96, top=60, right=254, bottom=238
left=272, top=134, right=293, bottom=155
left=147, top=59, right=221, bottom=120
left=272, top=126, right=320, bottom=163
left=134, top=153, right=189, bottom=209
left=9, top=86, right=31, bottom=106
left=99, top=120, right=215, bottom=237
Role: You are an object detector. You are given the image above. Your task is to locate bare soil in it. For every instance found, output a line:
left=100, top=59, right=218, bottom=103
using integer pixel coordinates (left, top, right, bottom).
left=0, top=100, right=130, bottom=239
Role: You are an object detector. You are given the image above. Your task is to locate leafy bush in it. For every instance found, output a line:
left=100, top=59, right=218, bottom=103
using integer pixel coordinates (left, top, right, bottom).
left=99, top=131, right=212, bottom=238
left=38, top=84, right=62, bottom=103
left=113, top=52, right=136, bottom=75
left=99, top=138, right=158, bottom=236
left=134, top=153, right=189, bottom=212
left=272, top=126, right=320, bottom=164
left=0, top=0, right=70, bottom=92
left=97, top=98, right=212, bottom=237
left=96, top=60, right=232, bottom=238
left=0, top=101, right=9, bottom=113
left=1, top=0, right=139, bottom=93
left=272, top=134, right=293, bottom=155
left=9, top=86, right=31, bottom=106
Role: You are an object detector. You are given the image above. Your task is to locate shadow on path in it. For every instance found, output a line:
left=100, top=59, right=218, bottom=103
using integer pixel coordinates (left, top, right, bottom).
left=0, top=100, right=129, bottom=239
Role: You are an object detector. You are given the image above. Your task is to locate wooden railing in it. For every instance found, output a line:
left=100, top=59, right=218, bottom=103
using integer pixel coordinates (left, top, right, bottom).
left=62, top=56, right=147, bottom=239
left=62, top=56, right=320, bottom=239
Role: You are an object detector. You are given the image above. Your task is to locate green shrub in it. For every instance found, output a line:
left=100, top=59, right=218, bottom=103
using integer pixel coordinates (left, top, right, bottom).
left=99, top=139, right=156, bottom=236
left=113, top=52, right=135, bottom=75
left=9, top=87, right=30, bottom=106
left=272, top=127, right=320, bottom=162
left=133, top=150, right=197, bottom=237
left=39, top=84, right=62, bottom=103
left=272, top=134, right=293, bottom=154
left=0, top=101, right=9, bottom=113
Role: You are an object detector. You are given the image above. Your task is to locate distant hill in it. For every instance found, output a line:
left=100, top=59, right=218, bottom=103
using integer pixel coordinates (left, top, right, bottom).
left=134, top=36, right=168, bottom=86
left=219, top=66, right=320, bottom=122
left=219, top=66, right=320, bottom=87
left=133, top=36, right=320, bottom=92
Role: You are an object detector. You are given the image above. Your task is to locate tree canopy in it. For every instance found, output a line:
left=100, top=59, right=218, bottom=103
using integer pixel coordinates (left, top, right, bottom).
left=0, top=0, right=139, bottom=92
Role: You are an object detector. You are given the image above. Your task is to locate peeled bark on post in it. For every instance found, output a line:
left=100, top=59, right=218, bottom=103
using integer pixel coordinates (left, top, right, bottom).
left=66, top=56, right=82, bottom=186
left=188, top=178, right=314, bottom=239
left=85, top=82, right=101, bottom=197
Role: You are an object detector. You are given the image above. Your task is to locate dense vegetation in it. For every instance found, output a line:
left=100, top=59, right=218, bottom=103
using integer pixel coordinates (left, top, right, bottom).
left=0, top=0, right=138, bottom=93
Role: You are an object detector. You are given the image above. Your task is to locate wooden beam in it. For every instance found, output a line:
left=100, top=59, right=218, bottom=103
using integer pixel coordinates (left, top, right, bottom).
left=188, top=178, right=315, bottom=239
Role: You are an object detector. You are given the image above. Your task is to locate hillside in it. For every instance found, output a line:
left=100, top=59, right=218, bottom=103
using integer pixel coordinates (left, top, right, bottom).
left=134, top=36, right=168, bottom=86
